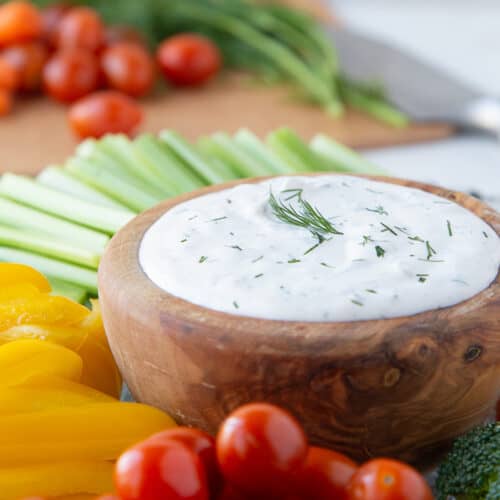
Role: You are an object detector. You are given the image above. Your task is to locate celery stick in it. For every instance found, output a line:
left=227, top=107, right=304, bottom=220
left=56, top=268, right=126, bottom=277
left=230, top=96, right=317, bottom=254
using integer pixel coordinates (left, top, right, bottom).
left=234, top=129, right=291, bottom=174
left=66, top=157, right=159, bottom=213
left=310, top=135, right=387, bottom=175
left=0, top=224, right=100, bottom=269
left=100, top=135, right=173, bottom=198
left=0, top=197, right=108, bottom=253
left=134, top=134, right=205, bottom=194
left=267, top=128, right=347, bottom=173
left=0, top=247, right=97, bottom=294
left=76, top=139, right=165, bottom=199
left=48, top=277, right=88, bottom=304
left=0, top=174, right=133, bottom=235
left=160, top=130, right=237, bottom=183
left=38, top=166, right=129, bottom=211
left=201, top=133, right=271, bottom=178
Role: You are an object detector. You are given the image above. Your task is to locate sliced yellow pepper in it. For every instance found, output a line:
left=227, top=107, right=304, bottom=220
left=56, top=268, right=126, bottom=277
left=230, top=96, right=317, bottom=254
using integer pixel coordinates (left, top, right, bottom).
left=0, top=375, right=114, bottom=416
left=77, top=299, right=108, bottom=347
left=0, top=325, right=122, bottom=398
left=0, top=263, right=51, bottom=293
left=0, top=340, right=83, bottom=386
left=0, top=295, right=89, bottom=332
left=0, top=461, right=113, bottom=499
left=0, top=402, right=176, bottom=466
left=0, top=284, right=41, bottom=302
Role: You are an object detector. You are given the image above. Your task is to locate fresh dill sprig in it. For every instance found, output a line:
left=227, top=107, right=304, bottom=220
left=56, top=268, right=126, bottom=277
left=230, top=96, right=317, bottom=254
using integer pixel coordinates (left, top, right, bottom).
left=417, top=273, right=429, bottom=283
left=380, top=222, right=397, bottom=236
left=425, top=241, right=437, bottom=260
left=209, top=216, right=228, bottom=222
left=320, top=262, right=334, bottom=268
left=227, top=245, right=243, bottom=251
left=447, top=220, right=453, bottom=237
left=395, top=226, right=408, bottom=234
left=288, top=258, right=301, bottom=264
left=269, top=190, right=344, bottom=238
left=199, top=256, right=208, bottom=263
left=366, top=205, right=388, bottom=215
left=375, top=245, right=386, bottom=258
left=360, top=235, right=373, bottom=246
left=408, top=235, right=424, bottom=243
left=304, top=233, right=331, bottom=255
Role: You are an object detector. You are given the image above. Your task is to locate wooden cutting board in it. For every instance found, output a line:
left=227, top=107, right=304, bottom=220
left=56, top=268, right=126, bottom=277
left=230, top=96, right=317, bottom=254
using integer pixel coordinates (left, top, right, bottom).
left=0, top=1, right=452, bottom=175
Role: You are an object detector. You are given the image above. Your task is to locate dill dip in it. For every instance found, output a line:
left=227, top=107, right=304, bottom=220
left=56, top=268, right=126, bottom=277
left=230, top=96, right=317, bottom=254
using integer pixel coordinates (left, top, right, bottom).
left=139, top=175, right=500, bottom=322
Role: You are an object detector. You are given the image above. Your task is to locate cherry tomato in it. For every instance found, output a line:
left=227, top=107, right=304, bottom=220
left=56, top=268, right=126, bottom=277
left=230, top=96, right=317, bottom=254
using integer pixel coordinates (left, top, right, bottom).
left=56, top=6, right=104, bottom=52
left=295, top=447, right=357, bottom=500
left=95, top=496, right=120, bottom=500
left=105, top=25, right=146, bottom=48
left=115, top=438, right=209, bottom=500
left=41, top=4, right=69, bottom=47
left=2, top=41, right=48, bottom=92
left=0, top=1, right=42, bottom=46
left=347, top=459, right=433, bottom=500
left=0, top=57, right=18, bottom=91
left=101, top=42, right=154, bottom=97
left=156, top=33, right=221, bottom=87
left=216, top=403, right=308, bottom=496
left=68, top=90, right=143, bottom=139
left=43, top=48, right=99, bottom=103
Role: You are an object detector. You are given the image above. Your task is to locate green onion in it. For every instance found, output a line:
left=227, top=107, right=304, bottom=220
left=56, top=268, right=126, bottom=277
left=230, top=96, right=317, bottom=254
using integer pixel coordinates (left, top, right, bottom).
left=0, top=174, right=134, bottom=234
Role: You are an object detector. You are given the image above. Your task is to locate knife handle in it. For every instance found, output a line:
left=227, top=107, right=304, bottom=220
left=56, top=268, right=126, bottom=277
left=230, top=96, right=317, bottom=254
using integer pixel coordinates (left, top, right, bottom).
left=462, top=97, right=500, bottom=137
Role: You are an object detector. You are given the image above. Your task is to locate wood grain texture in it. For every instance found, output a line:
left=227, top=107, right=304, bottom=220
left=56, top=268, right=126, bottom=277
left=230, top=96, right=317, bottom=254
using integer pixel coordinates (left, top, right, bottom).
left=98, top=174, right=500, bottom=467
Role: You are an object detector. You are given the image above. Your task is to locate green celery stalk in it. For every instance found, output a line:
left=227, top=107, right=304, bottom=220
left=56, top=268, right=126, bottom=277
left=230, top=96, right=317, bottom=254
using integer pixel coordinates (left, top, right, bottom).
left=234, top=129, right=292, bottom=174
left=159, top=130, right=238, bottom=183
left=76, top=139, right=166, bottom=199
left=0, top=224, right=100, bottom=269
left=99, top=135, right=173, bottom=198
left=0, top=174, right=134, bottom=235
left=48, top=277, right=88, bottom=304
left=310, top=135, right=387, bottom=175
left=134, top=134, right=206, bottom=194
left=0, top=197, right=108, bottom=253
left=267, top=128, right=348, bottom=173
left=37, top=166, right=129, bottom=211
left=205, top=132, right=273, bottom=178
left=65, top=157, right=159, bottom=213
left=0, top=247, right=98, bottom=295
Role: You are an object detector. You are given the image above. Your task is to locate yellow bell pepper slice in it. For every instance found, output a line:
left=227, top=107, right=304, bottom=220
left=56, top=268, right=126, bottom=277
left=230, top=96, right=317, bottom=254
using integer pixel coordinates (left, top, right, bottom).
left=0, top=325, right=122, bottom=398
left=0, top=402, right=176, bottom=466
left=0, top=461, right=113, bottom=499
left=0, top=284, right=41, bottom=302
left=0, top=340, right=82, bottom=386
left=0, top=263, right=51, bottom=293
left=0, top=295, right=89, bottom=332
left=0, top=375, right=114, bottom=416
left=77, top=299, right=108, bottom=347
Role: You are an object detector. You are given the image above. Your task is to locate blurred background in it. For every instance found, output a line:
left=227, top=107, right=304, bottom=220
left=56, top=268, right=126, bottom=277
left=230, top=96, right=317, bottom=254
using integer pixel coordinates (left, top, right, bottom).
left=331, top=0, right=500, bottom=209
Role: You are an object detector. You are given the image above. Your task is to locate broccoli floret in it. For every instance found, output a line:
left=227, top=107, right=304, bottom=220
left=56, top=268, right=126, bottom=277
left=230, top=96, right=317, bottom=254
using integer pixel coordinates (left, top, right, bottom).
left=436, top=423, right=499, bottom=500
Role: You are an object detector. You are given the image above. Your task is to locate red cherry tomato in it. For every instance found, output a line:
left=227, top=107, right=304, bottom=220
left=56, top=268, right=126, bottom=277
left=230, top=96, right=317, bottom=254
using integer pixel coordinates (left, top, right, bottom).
left=296, top=447, right=357, bottom=500
left=2, top=41, right=48, bottom=92
left=105, top=25, right=146, bottom=48
left=68, top=90, right=143, bottom=139
left=43, top=48, right=99, bottom=103
left=0, top=57, right=18, bottom=91
left=115, top=438, right=209, bottom=500
left=0, top=1, right=42, bottom=46
left=347, top=459, right=433, bottom=500
left=216, top=403, right=308, bottom=496
left=147, top=427, right=223, bottom=497
left=156, top=33, right=221, bottom=86
left=41, top=4, right=69, bottom=47
left=101, top=42, right=155, bottom=97
left=56, top=7, right=104, bottom=52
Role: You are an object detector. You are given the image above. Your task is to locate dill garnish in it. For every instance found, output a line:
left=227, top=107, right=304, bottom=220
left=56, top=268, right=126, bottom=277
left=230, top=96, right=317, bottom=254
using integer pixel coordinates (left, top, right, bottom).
left=269, top=190, right=343, bottom=238
left=408, top=235, right=424, bottom=242
left=320, top=262, right=334, bottom=268
left=233, top=301, right=239, bottom=309
left=366, top=289, right=377, bottom=294
left=483, top=231, right=489, bottom=238
left=361, top=235, right=373, bottom=246
left=180, top=238, right=188, bottom=243
left=288, top=258, right=301, bottom=264
left=199, top=256, right=207, bottom=263
left=252, top=255, right=264, bottom=263
left=380, top=222, right=397, bottom=236
left=351, top=299, right=363, bottom=306
left=303, top=233, right=331, bottom=255
left=281, top=188, right=304, bottom=201
left=227, top=245, right=243, bottom=251
left=254, top=273, right=264, bottom=279
left=188, top=215, right=198, bottom=221
left=418, top=258, right=444, bottom=263
left=446, top=220, right=453, bottom=236
left=417, top=273, right=429, bottom=283
left=395, top=226, right=408, bottom=234
left=452, top=279, right=469, bottom=285
left=366, top=206, right=388, bottom=215
left=425, top=241, right=437, bottom=260
left=375, top=245, right=386, bottom=258
left=210, top=216, right=228, bottom=222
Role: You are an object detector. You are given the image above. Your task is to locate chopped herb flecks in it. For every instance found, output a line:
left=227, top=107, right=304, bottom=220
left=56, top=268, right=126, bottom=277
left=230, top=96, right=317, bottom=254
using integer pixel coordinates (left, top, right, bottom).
left=199, top=256, right=208, bottom=263
left=395, top=226, right=408, bottom=234
left=380, top=222, right=397, bottom=236
left=288, top=258, right=301, bottom=264
left=227, top=245, right=243, bottom=251
left=425, top=241, right=437, bottom=260
left=252, top=255, right=264, bottom=263
left=483, top=231, right=489, bottom=238
left=408, top=235, right=424, bottom=242
left=210, top=216, right=228, bottom=222
left=188, top=215, right=198, bottom=221
left=351, top=299, right=363, bottom=306
left=361, top=235, right=374, bottom=246
left=233, top=301, right=239, bottom=309
left=366, top=205, right=388, bottom=216
left=320, top=262, right=334, bottom=268
left=375, top=245, right=386, bottom=258
left=366, top=289, right=377, bottom=294
left=180, top=238, right=188, bottom=243
left=417, top=273, right=429, bottom=283
left=446, top=220, right=453, bottom=236
left=254, top=273, right=264, bottom=279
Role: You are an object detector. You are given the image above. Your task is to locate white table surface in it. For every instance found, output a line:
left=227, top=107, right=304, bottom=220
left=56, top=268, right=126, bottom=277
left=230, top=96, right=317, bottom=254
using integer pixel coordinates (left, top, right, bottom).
left=330, top=0, right=500, bottom=210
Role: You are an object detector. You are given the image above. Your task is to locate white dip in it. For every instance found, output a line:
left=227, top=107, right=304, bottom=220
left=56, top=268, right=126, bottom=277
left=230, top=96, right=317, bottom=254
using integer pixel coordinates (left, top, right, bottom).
left=139, top=175, right=500, bottom=321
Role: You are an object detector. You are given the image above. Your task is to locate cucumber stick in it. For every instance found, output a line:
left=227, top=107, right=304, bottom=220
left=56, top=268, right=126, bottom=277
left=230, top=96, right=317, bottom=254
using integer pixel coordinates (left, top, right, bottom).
left=48, top=277, right=88, bottom=304
left=0, top=225, right=100, bottom=269
left=0, top=247, right=98, bottom=295
left=0, top=174, right=133, bottom=235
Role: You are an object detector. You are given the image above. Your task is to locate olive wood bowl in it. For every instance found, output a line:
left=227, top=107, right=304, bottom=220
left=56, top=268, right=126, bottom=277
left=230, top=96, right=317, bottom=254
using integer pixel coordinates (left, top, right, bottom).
left=98, top=174, right=500, bottom=467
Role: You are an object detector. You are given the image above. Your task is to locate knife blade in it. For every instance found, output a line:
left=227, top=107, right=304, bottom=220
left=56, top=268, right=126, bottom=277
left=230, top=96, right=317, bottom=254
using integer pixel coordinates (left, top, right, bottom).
left=327, top=26, right=500, bottom=136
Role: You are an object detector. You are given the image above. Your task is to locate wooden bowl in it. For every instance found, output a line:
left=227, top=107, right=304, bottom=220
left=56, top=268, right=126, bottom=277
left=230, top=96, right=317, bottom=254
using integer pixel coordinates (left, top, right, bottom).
left=98, top=175, right=500, bottom=467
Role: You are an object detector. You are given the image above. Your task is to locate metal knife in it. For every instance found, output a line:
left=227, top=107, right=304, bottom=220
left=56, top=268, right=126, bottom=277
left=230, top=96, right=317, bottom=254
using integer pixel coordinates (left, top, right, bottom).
left=328, top=27, right=500, bottom=137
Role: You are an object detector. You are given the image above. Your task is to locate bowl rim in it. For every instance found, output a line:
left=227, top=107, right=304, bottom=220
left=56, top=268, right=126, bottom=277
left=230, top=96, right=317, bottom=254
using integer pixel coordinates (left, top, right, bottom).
left=99, top=173, right=500, bottom=344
